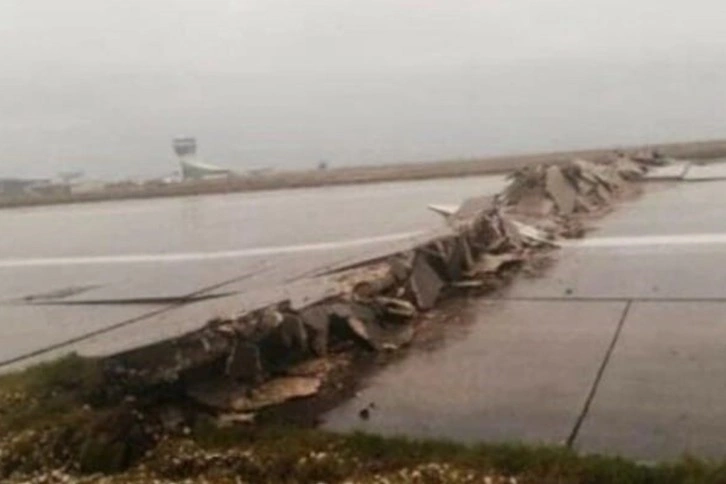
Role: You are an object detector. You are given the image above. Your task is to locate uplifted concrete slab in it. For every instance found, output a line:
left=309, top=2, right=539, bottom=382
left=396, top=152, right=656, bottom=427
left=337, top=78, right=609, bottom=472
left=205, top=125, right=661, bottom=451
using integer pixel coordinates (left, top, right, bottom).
left=576, top=302, right=726, bottom=461
left=683, top=162, right=726, bottom=181
left=545, top=165, right=577, bottom=215
left=323, top=300, right=624, bottom=445
left=643, top=162, right=691, bottom=180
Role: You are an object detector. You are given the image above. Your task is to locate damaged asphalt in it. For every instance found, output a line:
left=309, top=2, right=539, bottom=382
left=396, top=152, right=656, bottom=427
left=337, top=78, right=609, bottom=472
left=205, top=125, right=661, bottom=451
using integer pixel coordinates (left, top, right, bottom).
left=6, top=153, right=726, bottom=462
left=0, top=175, right=506, bottom=368
left=58, top=152, right=654, bottom=456
left=328, top=169, right=726, bottom=461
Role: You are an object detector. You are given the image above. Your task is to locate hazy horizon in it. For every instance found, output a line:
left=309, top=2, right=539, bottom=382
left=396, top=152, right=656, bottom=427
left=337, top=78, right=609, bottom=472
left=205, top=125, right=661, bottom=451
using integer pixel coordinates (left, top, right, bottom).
left=3, top=0, right=726, bottom=180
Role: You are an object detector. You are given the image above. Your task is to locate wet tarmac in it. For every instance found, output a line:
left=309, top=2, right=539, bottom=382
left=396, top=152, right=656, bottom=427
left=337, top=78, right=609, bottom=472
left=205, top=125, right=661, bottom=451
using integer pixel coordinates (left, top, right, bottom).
left=323, top=178, right=726, bottom=461
left=0, top=175, right=505, bottom=369
left=6, top=171, right=726, bottom=461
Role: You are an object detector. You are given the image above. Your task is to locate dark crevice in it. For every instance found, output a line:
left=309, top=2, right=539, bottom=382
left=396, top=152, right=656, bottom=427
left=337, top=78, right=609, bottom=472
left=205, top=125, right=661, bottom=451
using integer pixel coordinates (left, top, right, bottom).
left=27, top=292, right=235, bottom=306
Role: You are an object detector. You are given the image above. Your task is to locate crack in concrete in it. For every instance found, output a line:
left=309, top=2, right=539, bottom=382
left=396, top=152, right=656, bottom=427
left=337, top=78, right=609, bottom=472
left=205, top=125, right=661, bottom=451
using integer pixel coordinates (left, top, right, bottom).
left=25, top=292, right=235, bottom=306
left=566, top=299, right=632, bottom=448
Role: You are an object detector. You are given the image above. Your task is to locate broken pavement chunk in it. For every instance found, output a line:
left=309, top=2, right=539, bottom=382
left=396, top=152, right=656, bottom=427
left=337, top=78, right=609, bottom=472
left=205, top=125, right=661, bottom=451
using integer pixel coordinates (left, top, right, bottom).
left=510, top=220, right=557, bottom=247
left=325, top=300, right=415, bottom=351
left=345, top=317, right=414, bottom=351
left=407, top=253, right=445, bottom=310
left=374, top=296, right=416, bottom=319
left=451, top=195, right=494, bottom=224
left=189, top=376, right=322, bottom=412
left=352, top=270, right=397, bottom=300
left=572, top=159, right=601, bottom=184
left=346, top=317, right=374, bottom=348
left=439, top=236, right=472, bottom=281
left=545, top=165, right=577, bottom=215
left=225, top=341, right=263, bottom=383
left=614, top=157, right=646, bottom=180
left=511, top=192, right=556, bottom=217
left=276, top=314, right=308, bottom=351
left=501, top=217, right=524, bottom=251
left=475, top=253, right=524, bottom=274
left=300, top=305, right=332, bottom=356
left=595, top=184, right=611, bottom=202
left=217, top=413, right=255, bottom=427
left=259, top=307, right=284, bottom=332
left=387, top=253, right=414, bottom=282
left=258, top=313, right=309, bottom=369
left=285, top=357, right=339, bottom=378
left=231, top=376, right=321, bottom=412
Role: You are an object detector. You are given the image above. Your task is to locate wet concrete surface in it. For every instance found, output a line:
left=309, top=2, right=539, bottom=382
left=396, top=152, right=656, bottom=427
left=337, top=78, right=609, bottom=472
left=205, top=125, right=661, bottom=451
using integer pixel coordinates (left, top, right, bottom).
left=7, top=170, right=726, bottom=461
left=323, top=178, right=726, bottom=461
left=0, top=176, right=506, bottom=260
left=577, top=302, right=726, bottom=461
left=324, top=300, right=624, bottom=445
left=0, top=175, right=504, bottom=368
left=588, top=180, right=726, bottom=237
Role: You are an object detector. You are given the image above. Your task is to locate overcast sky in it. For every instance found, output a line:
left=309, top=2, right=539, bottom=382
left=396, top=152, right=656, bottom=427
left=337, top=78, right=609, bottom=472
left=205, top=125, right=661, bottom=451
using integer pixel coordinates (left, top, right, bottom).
left=2, top=0, right=726, bottom=179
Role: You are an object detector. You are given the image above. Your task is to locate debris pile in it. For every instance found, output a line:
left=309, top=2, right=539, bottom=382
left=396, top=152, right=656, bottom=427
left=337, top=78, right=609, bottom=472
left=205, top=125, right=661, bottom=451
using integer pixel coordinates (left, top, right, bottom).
left=502, top=155, right=648, bottom=219
left=102, top=152, right=657, bottom=422
left=105, top=205, right=549, bottom=417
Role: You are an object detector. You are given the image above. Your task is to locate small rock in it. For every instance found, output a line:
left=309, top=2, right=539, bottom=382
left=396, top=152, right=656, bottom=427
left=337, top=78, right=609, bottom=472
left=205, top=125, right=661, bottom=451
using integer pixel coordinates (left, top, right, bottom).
left=217, top=413, right=256, bottom=427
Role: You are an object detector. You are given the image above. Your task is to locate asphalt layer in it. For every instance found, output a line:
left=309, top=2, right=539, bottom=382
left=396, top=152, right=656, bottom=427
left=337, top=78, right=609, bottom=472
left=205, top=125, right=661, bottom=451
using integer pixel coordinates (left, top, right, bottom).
left=323, top=179, right=726, bottom=462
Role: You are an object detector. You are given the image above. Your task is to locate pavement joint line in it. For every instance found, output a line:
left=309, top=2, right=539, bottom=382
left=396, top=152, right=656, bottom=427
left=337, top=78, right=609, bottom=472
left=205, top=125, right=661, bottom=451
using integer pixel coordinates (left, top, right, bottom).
left=0, top=265, right=268, bottom=371
left=25, top=292, right=236, bottom=307
left=483, top=296, right=726, bottom=303
left=565, top=300, right=632, bottom=448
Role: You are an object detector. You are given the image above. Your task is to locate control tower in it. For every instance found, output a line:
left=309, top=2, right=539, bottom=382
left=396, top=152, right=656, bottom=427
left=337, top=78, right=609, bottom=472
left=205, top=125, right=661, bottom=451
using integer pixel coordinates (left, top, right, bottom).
left=172, top=137, right=197, bottom=158
left=171, top=137, right=231, bottom=180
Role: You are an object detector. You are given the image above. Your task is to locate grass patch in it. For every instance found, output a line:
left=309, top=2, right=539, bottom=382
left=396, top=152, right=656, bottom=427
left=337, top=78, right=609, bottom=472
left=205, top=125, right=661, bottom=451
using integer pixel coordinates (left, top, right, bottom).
left=0, top=354, right=106, bottom=433
left=0, top=355, right=160, bottom=476
left=188, top=425, right=726, bottom=483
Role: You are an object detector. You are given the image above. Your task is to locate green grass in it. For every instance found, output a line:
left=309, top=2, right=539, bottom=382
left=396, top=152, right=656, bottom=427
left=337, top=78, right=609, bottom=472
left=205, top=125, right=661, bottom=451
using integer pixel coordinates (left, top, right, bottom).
left=0, top=355, right=151, bottom=475
left=188, top=425, right=726, bottom=484
left=0, top=354, right=106, bottom=433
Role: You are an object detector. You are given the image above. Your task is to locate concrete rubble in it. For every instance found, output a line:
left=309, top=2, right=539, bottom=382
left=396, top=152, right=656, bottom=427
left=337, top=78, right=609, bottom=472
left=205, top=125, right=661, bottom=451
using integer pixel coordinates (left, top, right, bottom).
left=502, top=154, right=648, bottom=219
left=101, top=151, right=660, bottom=420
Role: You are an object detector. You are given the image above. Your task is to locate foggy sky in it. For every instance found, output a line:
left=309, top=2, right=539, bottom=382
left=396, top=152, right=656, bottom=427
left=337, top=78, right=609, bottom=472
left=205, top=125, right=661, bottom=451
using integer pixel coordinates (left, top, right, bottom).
left=2, top=0, right=726, bottom=179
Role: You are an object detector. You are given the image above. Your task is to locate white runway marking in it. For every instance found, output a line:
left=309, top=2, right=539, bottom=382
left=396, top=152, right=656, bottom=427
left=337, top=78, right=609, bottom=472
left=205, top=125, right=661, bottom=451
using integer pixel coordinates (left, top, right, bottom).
left=563, top=233, right=726, bottom=248
left=0, top=231, right=424, bottom=268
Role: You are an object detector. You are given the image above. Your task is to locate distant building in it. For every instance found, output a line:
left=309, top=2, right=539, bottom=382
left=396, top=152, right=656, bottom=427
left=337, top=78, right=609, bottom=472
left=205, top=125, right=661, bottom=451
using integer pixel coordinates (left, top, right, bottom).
left=172, top=137, right=233, bottom=180
left=69, top=180, right=106, bottom=195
